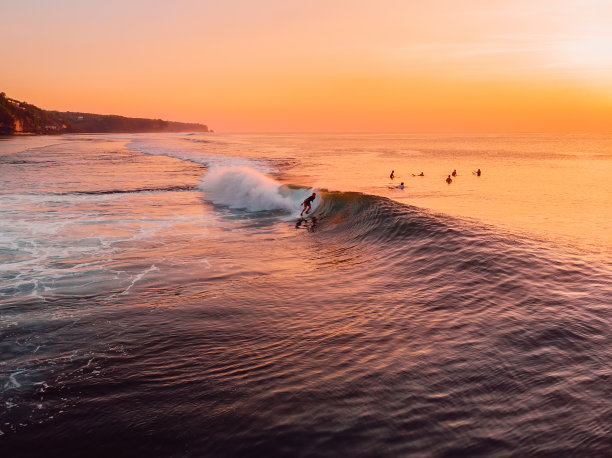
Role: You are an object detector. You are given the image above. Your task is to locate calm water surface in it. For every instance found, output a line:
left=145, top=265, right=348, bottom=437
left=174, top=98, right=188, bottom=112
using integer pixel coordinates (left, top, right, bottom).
left=1, top=133, right=611, bottom=456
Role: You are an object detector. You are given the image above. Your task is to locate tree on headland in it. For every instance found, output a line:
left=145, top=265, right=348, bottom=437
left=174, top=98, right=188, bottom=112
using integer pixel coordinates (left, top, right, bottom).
left=0, top=93, right=17, bottom=134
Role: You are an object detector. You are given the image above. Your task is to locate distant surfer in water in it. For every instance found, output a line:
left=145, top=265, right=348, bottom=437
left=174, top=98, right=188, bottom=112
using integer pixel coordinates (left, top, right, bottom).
left=477, top=168, right=481, bottom=176
left=396, top=182, right=405, bottom=189
left=300, top=192, right=316, bottom=216
left=452, top=169, right=457, bottom=177
left=446, top=175, right=452, bottom=184
left=390, top=170, right=395, bottom=179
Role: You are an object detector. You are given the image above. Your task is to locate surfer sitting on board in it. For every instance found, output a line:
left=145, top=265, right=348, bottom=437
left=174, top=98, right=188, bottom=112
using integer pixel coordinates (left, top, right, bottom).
left=396, top=182, right=405, bottom=189
left=300, top=192, right=316, bottom=216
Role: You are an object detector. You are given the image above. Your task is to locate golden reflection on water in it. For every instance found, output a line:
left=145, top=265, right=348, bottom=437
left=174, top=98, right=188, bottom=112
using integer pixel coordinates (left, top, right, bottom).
left=281, top=135, right=612, bottom=255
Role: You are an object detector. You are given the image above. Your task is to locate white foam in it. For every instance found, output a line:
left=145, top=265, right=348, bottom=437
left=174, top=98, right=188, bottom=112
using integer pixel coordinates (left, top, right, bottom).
left=199, top=166, right=305, bottom=212
left=128, top=137, right=269, bottom=172
left=5, top=371, right=24, bottom=389
left=119, top=264, right=158, bottom=296
left=127, top=136, right=321, bottom=214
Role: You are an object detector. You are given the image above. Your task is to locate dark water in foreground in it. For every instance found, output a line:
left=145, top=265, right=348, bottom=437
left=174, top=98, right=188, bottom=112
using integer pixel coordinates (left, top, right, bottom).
left=1, top=134, right=611, bottom=456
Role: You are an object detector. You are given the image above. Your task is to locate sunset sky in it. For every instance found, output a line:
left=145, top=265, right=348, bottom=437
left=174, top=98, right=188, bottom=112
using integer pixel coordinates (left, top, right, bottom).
left=2, top=0, right=612, bottom=132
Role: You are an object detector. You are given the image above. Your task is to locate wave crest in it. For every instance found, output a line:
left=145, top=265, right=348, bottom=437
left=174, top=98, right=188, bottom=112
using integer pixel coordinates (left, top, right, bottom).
left=199, top=166, right=312, bottom=212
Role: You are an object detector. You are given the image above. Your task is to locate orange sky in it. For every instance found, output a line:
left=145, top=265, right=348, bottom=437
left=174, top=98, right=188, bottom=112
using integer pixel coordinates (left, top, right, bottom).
left=2, top=0, right=611, bottom=132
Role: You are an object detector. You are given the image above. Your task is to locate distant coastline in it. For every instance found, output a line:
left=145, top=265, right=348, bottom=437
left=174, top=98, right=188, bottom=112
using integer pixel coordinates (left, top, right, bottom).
left=0, top=92, right=209, bottom=135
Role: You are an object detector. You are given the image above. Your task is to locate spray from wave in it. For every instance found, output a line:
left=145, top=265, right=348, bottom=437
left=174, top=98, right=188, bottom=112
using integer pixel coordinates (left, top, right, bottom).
left=199, top=166, right=315, bottom=213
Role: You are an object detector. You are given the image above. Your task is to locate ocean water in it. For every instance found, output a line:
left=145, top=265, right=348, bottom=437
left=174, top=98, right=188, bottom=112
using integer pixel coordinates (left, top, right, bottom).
left=1, top=133, right=611, bottom=456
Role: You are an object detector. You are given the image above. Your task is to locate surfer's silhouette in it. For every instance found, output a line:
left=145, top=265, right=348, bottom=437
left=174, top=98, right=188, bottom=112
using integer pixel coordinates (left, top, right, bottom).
left=476, top=168, right=481, bottom=176
left=300, top=192, right=316, bottom=216
left=452, top=169, right=457, bottom=177
left=446, top=175, right=452, bottom=184
left=396, top=182, right=405, bottom=189
left=390, top=170, right=395, bottom=179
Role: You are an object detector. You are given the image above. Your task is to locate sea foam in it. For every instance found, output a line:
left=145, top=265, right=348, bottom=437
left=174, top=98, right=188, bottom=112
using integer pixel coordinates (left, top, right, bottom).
left=199, top=166, right=306, bottom=212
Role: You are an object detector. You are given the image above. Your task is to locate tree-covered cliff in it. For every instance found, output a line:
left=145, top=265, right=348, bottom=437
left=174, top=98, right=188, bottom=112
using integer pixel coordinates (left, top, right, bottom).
left=0, top=92, right=209, bottom=134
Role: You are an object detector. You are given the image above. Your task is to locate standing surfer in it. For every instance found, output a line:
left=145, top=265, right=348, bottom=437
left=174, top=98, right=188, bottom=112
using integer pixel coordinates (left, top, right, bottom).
left=300, top=192, right=317, bottom=216
left=390, top=170, right=395, bottom=179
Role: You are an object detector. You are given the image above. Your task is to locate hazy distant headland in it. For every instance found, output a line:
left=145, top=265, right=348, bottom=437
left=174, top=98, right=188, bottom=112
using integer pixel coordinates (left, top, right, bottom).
left=0, top=92, right=209, bottom=135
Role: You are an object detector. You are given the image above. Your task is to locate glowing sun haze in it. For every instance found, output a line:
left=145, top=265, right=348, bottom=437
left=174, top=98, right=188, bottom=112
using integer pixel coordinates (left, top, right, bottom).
left=2, top=0, right=611, bottom=132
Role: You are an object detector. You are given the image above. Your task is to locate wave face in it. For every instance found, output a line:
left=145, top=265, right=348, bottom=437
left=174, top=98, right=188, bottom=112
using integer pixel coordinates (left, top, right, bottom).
left=308, top=189, right=611, bottom=305
left=311, top=190, right=458, bottom=244
left=199, top=166, right=314, bottom=212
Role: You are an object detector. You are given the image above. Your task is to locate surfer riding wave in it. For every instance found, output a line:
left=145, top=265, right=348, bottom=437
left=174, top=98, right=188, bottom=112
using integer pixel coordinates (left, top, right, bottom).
left=301, top=192, right=316, bottom=216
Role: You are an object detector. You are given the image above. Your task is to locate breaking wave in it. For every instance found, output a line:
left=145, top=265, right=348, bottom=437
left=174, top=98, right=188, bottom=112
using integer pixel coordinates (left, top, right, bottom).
left=199, top=166, right=315, bottom=213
